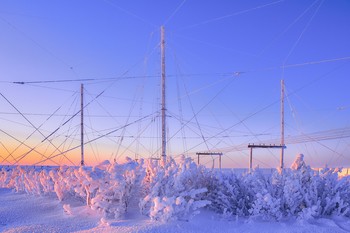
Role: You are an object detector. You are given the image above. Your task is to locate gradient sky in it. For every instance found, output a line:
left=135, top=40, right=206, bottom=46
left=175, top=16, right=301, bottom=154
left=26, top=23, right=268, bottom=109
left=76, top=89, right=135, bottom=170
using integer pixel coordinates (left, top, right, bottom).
left=0, top=0, right=349, bottom=168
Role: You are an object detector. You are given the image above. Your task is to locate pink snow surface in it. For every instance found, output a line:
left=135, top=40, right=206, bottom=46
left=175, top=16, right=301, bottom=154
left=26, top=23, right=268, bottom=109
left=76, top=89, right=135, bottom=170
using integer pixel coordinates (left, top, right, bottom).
left=1, top=188, right=350, bottom=233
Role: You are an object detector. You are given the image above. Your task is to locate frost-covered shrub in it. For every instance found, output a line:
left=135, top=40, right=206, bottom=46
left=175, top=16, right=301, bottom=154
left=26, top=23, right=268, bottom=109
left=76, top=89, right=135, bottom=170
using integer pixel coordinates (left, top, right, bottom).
left=282, top=154, right=350, bottom=219
left=250, top=192, right=282, bottom=220
left=0, top=159, right=145, bottom=220
left=204, top=170, right=252, bottom=217
left=90, top=158, right=143, bottom=219
left=23, top=168, right=43, bottom=195
left=245, top=168, right=283, bottom=220
left=203, top=153, right=350, bottom=221
left=283, top=155, right=315, bottom=217
left=49, top=166, right=80, bottom=201
left=148, top=188, right=209, bottom=222
left=39, top=169, right=54, bottom=195
left=140, top=156, right=210, bottom=222
left=10, top=166, right=27, bottom=192
left=0, top=167, right=10, bottom=186
left=1, top=153, right=349, bottom=222
left=317, top=167, right=350, bottom=217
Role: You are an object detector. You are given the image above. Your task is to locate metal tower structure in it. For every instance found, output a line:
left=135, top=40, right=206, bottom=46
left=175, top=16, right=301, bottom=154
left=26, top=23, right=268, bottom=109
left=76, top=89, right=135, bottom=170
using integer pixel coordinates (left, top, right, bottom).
left=161, top=26, right=166, bottom=162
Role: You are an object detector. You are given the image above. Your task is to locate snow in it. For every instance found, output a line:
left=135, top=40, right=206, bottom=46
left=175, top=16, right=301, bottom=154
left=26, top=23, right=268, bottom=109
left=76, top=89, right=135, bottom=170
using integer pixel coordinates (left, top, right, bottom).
left=1, top=155, right=350, bottom=232
left=0, top=188, right=99, bottom=232
left=1, top=187, right=350, bottom=233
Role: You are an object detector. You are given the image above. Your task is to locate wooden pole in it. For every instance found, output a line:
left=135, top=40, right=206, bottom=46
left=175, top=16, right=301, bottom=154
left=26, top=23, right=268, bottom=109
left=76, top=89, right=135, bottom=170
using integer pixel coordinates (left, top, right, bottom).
left=80, top=83, right=84, bottom=166
left=280, top=79, right=285, bottom=170
left=249, top=147, right=253, bottom=172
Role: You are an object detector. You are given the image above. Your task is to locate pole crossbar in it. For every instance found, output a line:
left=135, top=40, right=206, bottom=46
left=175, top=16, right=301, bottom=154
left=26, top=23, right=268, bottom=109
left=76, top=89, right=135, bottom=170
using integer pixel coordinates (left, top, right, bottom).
left=248, top=144, right=286, bottom=149
left=247, top=144, right=286, bottom=172
left=196, top=152, right=223, bottom=155
left=196, top=152, right=223, bottom=169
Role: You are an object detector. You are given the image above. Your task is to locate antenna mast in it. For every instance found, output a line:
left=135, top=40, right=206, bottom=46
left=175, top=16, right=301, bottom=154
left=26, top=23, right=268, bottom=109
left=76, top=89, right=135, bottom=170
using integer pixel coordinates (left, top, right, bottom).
left=280, top=79, right=285, bottom=170
left=161, top=26, right=166, bottom=162
left=80, top=83, right=85, bottom=166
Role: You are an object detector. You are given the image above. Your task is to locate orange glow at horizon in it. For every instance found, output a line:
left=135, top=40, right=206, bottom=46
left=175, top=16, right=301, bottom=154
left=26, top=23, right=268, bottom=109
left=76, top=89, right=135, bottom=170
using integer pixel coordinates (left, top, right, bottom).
left=0, top=140, right=143, bottom=167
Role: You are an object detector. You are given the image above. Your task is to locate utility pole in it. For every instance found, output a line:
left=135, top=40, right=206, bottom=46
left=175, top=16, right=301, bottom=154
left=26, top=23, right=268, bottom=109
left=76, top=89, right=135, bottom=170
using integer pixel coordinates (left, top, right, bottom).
left=161, top=26, right=166, bottom=163
left=249, top=146, right=253, bottom=173
left=280, top=79, right=285, bottom=170
left=80, top=83, right=85, bottom=166
left=247, top=81, right=286, bottom=172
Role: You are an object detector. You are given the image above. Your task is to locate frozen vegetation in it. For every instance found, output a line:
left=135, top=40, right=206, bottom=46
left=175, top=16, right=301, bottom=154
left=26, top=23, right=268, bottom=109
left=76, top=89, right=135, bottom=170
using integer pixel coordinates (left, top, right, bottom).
left=1, top=154, right=350, bottom=232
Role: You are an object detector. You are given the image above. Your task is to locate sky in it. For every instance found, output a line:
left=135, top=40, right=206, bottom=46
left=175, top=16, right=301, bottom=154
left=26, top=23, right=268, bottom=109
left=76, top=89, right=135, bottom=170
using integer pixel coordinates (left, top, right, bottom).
left=0, top=0, right=349, bottom=168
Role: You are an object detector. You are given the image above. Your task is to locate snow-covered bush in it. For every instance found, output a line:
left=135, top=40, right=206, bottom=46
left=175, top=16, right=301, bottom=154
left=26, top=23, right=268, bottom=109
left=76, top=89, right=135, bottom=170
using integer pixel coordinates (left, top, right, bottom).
left=204, top=170, right=251, bottom=217
left=250, top=192, right=282, bottom=220
left=90, top=158, right=143, bottom=219
left=242, top=168, right=281, bottom=220
left=280, top=154, right=349, bottom=219
left=202, top=153, right=350, bottom=221
left=317, top=166, right=350, bottom=217
left=1, top=153, right=349, bottom=222
left=283, top=154, right=317, bottom=217
left=38, top=169, right=55, bottom=195
left=50, top=168, right=65, bottom=201
left=140, top=156, right=210, bottom=222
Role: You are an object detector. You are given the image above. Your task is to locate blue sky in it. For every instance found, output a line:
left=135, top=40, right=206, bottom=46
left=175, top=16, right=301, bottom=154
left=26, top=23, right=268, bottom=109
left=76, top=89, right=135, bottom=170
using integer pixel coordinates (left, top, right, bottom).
left=0, top=0, right=349, bottom=168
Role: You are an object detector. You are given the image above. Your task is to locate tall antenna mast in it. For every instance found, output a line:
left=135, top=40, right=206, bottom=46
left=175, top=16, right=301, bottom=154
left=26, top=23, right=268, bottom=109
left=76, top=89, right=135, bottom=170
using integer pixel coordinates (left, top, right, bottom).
left=280, top=79, right=285, bottom=170
left=80, top=83, right=85, bottom=166
left=161, top=26, right=166, bottom=162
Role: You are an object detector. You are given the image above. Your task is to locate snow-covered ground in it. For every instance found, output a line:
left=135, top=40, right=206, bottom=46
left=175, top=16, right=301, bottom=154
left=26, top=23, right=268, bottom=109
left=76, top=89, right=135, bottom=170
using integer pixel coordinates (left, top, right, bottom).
left=1, top=187, right=350, bottom=233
